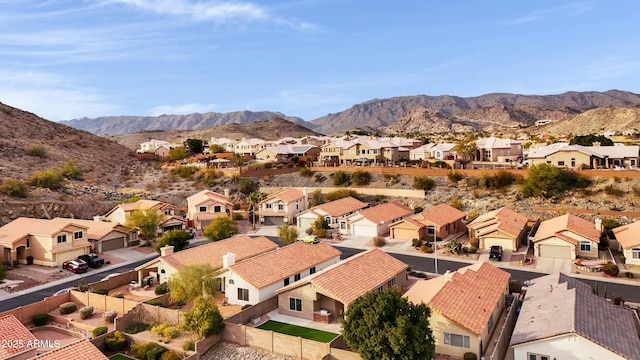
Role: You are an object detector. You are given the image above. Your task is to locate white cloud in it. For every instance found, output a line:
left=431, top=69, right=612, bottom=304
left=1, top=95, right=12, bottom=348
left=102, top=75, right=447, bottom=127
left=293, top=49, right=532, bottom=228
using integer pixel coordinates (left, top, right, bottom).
left=150, top=103, right=218, bottom=116
left=109, top=0, right=268, bottom=21
left=507, top=2, right=594, bottom=25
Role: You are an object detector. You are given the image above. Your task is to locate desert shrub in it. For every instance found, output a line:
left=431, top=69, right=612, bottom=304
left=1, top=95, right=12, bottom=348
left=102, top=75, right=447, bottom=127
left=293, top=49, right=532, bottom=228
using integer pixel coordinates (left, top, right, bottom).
left=163, top=326, right=180, bottom=339
left=469, top=237, right=480, bottom=248
left=333, top=171, right=348, bottom=186
left=412, top=238, right=423, bottom=247
left=601, top=218, right=621, bottom=238
left=147, top=300, right=166, bottom=307
left=58, top=159, right=83, bottom=180
left=102, top=310, right=118, bottom=323
left=32, top=313, right=49, bottom=326
left=449, top=199, right=463, bottom=210
left=126, top=322, right=149, bottom=334
left=626, top=272, right=635, bottom=279
left=352, top=170, right=372, bottom=186
left=112, top=292, right=124, bottom=298
left=620, top=255, right=626, bottom=264
left=420, top=244, right=433, bottom=253
left=79, top=306, right=94, bottom=320
left=603, top=262, right=619, bottom=277
left=463, top=352, right=478, bottom=360
left=105, top=330, right=127, bottom=351
left=152, top=323, right=169, bottom=336
left=466, top=210, right=480, bottom=222
left=604, top=185, right=624, bottom=197
left=326, top=189, right=360, bottom=202
left=92, top=326, right=108, bottom=337
left=131, top=342, right=158, bottom=360
left=237, top=179, right=257, bottom=195
left=610, top=294, right=624, bottom=306
left=183, top=340, right=195, bottom=351
left=373, top=237, right=386, bottom=247
left=413, top=176, right=435, bottom=191
left=25, top=145, right=47, bottom=157
left=171, top=165, right=198, bottom=179
left=447, top=171, right=464, bottom=183
left=93, top=288, right=109, bottom=295
left=161, top=350, right=183, bottom=360
left=383, top=173, right=399, bottom=185
left=312, top=228, right=329, bottom=238
left=59, top=302, right=77, bottom=315
left=298, top=167, right=313, bottom=177
left=413, top=206, right=423, bottom=214
left=27, top=170, right=64, bottom=190
left=155, top=282, right=169, bottom=295
left=446, top=240, right=462, bottom=255
left=0, top=177, right=28, bottom=198
left=521, top=163, right=591, bottom=199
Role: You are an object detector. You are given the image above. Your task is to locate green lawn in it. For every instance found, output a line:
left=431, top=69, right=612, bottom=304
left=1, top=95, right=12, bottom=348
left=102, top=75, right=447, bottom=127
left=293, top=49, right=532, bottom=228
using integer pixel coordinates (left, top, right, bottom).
left=257, top=320, right=339, bottom=343
left=109, top=354, right=136, bottom=360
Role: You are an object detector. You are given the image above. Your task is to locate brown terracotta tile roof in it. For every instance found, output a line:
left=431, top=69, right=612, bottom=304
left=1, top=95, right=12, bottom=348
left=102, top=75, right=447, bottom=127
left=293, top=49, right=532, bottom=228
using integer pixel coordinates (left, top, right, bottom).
left=52, top=218, right=131, bottom=240
left=187, top=189, right=232, bottom=206
left=355, top=201, right=414, bottom=224
left=162, top=235, right=278, bottom=271
left=404, top=262, right=510, bottom=335
left=613, top=221, right=640, bottom=249
left=390, top=217, right=425, bottom=230
left=32, top=339, right=108, bottom=360
left=312, top=197, right=368, bottom=217
left=414, top=204, right=466, bottom=226
left=467, top=207, right=528, bottom=238
left=0, top=315, right=38, bottom=358
left=263, top=187, right=305, bottom=203
left=277, top=249, right=408, bottom=307
left=533, top=213, right=601, bottom=243
left=229, top=242, right=341, bottom=289
left=0, top=218, right=90, bottom=246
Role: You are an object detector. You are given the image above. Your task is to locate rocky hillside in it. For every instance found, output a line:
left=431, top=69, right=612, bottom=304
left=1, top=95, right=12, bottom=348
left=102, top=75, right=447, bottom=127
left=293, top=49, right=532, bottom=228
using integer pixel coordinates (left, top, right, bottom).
left=312, top=90, right=640, bottom=134
left=528, top=107, right=640, bottom=136
left=62, top=111, right=308, bottom=135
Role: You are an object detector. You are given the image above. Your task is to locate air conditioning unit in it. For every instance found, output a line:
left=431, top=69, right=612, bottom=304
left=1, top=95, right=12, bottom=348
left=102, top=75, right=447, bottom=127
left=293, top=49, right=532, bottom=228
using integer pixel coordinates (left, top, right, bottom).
left=320, top=309, right=329, bottom=316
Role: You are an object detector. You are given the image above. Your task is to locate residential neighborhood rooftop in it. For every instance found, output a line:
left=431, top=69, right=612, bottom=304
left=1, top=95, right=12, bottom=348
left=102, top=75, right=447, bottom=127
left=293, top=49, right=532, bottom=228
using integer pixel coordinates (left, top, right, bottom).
left=0, top=314, right=38, bottom=358
left=32, top=339, right=108, bottom=360
left=467, top=207, right=528, bottom=238
left=353, top=201, right=414, bottom=225
left=413, top=204, right=467, bottom=226
left=533, top=213, right=601, bottom=243
left=613, top=221, right=640, bottom=249
left=308, top=196, right=368, bottom=217
left=263, top=187, right=306, bottom=203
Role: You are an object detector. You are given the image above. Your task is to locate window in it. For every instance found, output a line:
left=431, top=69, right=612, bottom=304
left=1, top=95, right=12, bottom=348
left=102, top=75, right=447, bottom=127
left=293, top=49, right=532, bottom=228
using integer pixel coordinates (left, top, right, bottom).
left=214, top=205, right=221, bottom=213
left=289, top=298, right=302, bottom=312
left=26, top=238, right=30, bottom=248
left=294, top=273, right=301, bottom=281
left=340, top=222, right=347, bottom=230
left=164, top=209, right=172, bottom=215
left=387, top=277, right=396, bottom=288
left=632, top=248, right=640, bottom=259
left=557, top=161, right=565, bottom=166
left=443, top=332, right=470, bottom=348
left=278, top=202, right=284, bottom=211
left=310, top=267, right=316, bottom=274
left=57, top=234, right=67, bottom=243
left=266, top=203, right=272, bottom=209
left=571, top=158, right=576, bottom=167
left=580, top=241, right=591, bottom=252
left=377, top=285, right=384, bottom=291
left=427, top=226, right=435, bottom=235
left=237, top=288, right=249, bottom=301
left=284, top=278, right=290, bottom=286
left=487, top=314, right=494, bottom=331
left=199, top=206, right=207, bottom=212
left=527, top=353, right=550, bottom=360
left=74, top=231, right=83, bottom=240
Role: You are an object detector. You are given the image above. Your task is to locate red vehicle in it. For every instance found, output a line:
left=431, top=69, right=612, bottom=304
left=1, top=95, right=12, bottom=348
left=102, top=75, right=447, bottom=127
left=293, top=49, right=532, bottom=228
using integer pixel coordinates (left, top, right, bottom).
left=62, top=260, right=89, bottom=273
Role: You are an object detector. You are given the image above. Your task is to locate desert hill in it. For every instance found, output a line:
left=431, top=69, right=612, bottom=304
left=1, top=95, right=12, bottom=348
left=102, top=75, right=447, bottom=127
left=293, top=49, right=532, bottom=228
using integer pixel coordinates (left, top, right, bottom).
left=528, top=107, right=640, bottom=137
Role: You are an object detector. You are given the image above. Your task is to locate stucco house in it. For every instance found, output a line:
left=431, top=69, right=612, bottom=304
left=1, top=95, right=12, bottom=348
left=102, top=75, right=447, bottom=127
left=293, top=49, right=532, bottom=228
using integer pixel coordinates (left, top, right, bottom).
left=475, top=137, right=522, bottom=162
left=275, top=248, right=409, bottom=324
left=404, top=262, right=510, bottom=359
left=533, top=214, right=601, bottom=260
left=186, top=189, right=233, bottom=230
left=0, top=218, right=91, bottom=267
left=409, top=143, right=456, bottom=161
left=34, top=339, right=109, bottom=360
left=135, top=235, right=277, bottom=285
left=222, top=242, right=341, bottom=306
left=527, top=143, right=640, bottom=169
left=613, top=221, right=640, bottom=266
left=258, top=187, right=308, bottom=226
left=53, top=217, right=137, bottom=253
left=466, top=207, right=529, bottom=251
left=510, top=273, right=640, bottom=360
left=296, top=196, right=368, bottom=231
left=103, top=199, right=186, bottom=234
left=254, top=144, right=321, bottom=163
left=234, top=138, right=270, bottom=157
left=389, top=204, right=466, bottom=241
left=342, top=201, right=414, bottom=237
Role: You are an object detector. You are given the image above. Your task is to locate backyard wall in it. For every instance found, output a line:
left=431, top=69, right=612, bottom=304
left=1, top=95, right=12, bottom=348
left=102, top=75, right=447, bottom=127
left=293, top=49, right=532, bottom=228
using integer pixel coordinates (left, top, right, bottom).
left=224, top=296, right=278, bottom=325
left=69, top=290, right=139, bottom=314
left=0, top=292, right=70, bottom=324
left=260, top=186, right=425, bottom=199
left=85, top=271, right=138, bottom=290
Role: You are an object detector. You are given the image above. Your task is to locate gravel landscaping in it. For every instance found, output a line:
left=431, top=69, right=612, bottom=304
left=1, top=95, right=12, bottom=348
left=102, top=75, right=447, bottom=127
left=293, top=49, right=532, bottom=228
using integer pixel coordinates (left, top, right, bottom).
left=203, top=342, right=293, bottom=360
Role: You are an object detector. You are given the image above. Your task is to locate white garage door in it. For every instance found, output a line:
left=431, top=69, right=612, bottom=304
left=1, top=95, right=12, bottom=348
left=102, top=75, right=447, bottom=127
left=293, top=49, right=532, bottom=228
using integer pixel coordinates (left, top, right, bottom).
left=298, top=218, right=315, bottom=231
left=352, top=224, right=378, bottom=237
left=56, top=248, right=87, bottom=266
left=483, top=237, right=513, bottom=251
left=539, top=244, right=571, bottom=259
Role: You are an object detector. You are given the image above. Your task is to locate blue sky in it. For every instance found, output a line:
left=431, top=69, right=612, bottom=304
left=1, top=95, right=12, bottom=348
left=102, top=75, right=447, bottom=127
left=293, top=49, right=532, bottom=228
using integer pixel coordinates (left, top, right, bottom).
left=1, top=1, right=639, bottom=122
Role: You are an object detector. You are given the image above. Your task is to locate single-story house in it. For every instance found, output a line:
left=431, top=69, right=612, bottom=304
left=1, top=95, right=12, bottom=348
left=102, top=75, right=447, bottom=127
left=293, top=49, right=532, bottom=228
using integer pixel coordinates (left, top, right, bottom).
left=409, top=143, right=456, bottom=161
left=135, top=235, right=277, bottom=285
left=296, top=196, right=368, bottom=231
left=275, top=248, right=409, bottom=323
left=612, top=221, right=640, bottom=266
left=466, top=207, right=529, bottom=251
left=0, top=314, right=39, bottom=359
left=53, top=217, right=137, bottom=253
left=0, top=218, right=91, bottom=267
left=510, top=273, right=640, bottom=360
left=342, top=201, right=414, bottom=237
left=390, top=204, right=466, bottom=241
left=186, top=189, right=233, bottom=230
left=533, top=214, right=601, bottom=260
left=258, top=187, right=308, bottom=226
left=222, top=242, right=341, bottom=306
left=404, top=262, right=510, bottom=359
left=527, top=143, right=640, bottom=169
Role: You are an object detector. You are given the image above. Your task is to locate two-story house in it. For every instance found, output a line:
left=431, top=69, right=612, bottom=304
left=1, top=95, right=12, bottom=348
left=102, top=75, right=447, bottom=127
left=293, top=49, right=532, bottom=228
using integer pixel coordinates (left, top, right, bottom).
left=254, top=144, right=321, bottom=163
left=186, top=189, right=233, bottom=230
left=233, top=138, right=271, bottom=157
left=258, top=187, right=308, bottom=226
left=466, top=207, right=529, bottom=251
left=475, top=137, right=522, bottom=162
left=103, top=199, right=186, bottom=234
left=296, top=196, right=368, bottom=231
left=53, top=217, right=137, bottom=253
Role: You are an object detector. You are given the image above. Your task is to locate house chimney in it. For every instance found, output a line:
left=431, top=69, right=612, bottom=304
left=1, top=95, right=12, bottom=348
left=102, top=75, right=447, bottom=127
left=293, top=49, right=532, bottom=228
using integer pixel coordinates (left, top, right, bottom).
left=593, top=141, right=601, bottom=147
left=222, top=252, right=236, bottom=268
left=224, top=188, right=230, bottom=199
left=93, top=216, right=103, bottom=222
left=443, top=270, right=454, bottom=282
left=595, top=218, right=603, bottom=232
left=160, top=245, right=174, bottom=257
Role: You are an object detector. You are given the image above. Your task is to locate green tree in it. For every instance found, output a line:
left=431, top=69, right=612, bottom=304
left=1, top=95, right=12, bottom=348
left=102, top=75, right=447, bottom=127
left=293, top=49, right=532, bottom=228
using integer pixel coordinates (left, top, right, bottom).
left=209, top=144, right=226, bottom=153
left=168, top=264, right=220, bottom=303
left=203, top=216, right=239, bottom=242
left=570, top=134, right=614, bottom=146
left=277, top=225, right=299, bottom=245
left=127, top=209, right=165, bottom=245
left=352, top=170, right=372, bottom=186
left=309, top=189, right=325, bottom=207
left=184, top=139, right=205, bottom=154
left=413, top=176, right=436, bottom=191
left=453, top=139, right=478, bottom=166
left=155, top=229, right=191, bottom=253
left=0, top=178, right=28, bottom=198
left=342, top=289, right=435, bottom=360
left=521, top=163, right=590, bottom=199
left=181, top=297, right=225, bottom=338
left=313, top=215, right=329, bottom=230
left=233, top=153, right=246, bottom=166
left=246, top=192, right=267, bottom=230
left=168, top=147, right=188, bottom=161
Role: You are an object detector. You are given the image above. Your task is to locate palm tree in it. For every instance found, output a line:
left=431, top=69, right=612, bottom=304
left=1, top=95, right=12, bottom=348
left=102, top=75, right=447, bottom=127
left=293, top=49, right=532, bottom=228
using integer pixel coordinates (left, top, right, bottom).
left=247, top=192, right=267, bottom=229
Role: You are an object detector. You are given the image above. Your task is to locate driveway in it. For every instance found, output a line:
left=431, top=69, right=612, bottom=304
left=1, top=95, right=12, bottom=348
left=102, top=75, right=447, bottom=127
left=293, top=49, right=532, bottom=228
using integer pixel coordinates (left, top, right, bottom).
left=536, top=257, right=571, bottom=273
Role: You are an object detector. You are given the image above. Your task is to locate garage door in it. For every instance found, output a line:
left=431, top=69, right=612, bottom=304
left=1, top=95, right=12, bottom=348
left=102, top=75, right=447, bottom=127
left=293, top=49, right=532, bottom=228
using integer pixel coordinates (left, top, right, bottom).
left=56, top=248, right=87, bottom=266
left=264, top=216, right=284, bottom=226
left=101, top=237, right=125, bottom=252
left=483, top=237, right=514, bottom=251
left=391, top=228, right=418, bottom=240
left=297, top=218, right=315, bottom=231
left=352, top=224, right=378, bottom=237
left=539, top=244, right=571, bottom=259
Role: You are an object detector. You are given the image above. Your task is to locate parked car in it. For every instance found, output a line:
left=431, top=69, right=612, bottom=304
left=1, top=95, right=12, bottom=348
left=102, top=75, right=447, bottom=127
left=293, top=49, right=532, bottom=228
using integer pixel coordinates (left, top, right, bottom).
left=489, top=245, right=503, bottom=261
left=62, top=260, right=88, bottom=273
left=300, top=235, right=320, bottom=244
left=78, top=253, right=105, bottom=268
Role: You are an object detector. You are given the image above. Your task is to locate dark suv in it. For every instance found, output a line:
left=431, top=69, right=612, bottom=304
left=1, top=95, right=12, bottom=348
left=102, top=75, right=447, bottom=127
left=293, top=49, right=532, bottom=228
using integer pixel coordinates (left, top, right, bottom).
left=78, top=253, right=105, bottom=268
left=489, top=245, right=503, bottom=261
